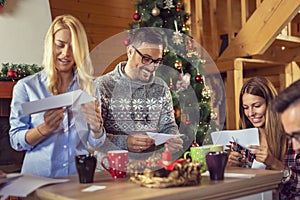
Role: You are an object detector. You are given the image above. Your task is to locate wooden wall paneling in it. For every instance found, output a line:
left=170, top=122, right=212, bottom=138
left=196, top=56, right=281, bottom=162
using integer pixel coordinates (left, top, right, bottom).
left=226, top=0, right=233, bottom=45
left=225, top=60, right=243, bottom=130
left=256, top=0, right=262, bottom=7
left=240, top=0, right=248, bottom=26
left=209, top=0, right=219, bottom=60
left=291, top=61, right=300, bottom=81
left=49, top=0, right=134, bottom=50
left=185, top=0, right=204, bottom=45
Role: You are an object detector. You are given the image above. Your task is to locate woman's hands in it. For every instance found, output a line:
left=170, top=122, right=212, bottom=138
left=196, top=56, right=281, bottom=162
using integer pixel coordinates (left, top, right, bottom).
left=81, top=101, right=103, bottom=138
left=228, top=150, right=245, bottom=167
left=248, top=145, right=268, bottom=164
left=26, top=107, right=65, bottom=146
left=42, top=107, right=65, bottom=135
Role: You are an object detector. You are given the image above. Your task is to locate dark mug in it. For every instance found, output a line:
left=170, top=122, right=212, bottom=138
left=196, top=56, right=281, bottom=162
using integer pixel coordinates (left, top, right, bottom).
left=75, top=154, right=97, bottom=184
left=206, top=151, right=228, bottom=181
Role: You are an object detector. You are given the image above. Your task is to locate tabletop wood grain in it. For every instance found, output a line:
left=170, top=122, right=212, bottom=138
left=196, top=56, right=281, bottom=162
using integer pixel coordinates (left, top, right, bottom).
left=31, top=167, right=282, bottom=200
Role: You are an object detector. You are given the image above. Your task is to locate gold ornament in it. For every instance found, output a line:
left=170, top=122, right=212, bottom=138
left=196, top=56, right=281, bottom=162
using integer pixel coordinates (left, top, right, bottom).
left=151, top=3, right=160, bottom=16
left=163, top=47, right=169, bottom=55
left=174, top=60, right=182, bottom=69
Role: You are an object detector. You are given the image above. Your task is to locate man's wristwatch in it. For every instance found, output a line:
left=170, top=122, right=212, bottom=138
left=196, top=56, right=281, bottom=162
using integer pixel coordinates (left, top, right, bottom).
left=282, top=167, right=291, bottom=183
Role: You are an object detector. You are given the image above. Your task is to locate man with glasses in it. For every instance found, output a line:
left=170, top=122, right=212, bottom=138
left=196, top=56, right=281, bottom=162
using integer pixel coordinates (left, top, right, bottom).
left=273, top=79, right=300, bottom=199
left=94, top=28, right=183, bottom=162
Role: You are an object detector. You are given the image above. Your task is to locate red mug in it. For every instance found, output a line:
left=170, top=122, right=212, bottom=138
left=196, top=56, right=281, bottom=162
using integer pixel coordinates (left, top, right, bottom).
left=100, top=150, right=128, bottom=179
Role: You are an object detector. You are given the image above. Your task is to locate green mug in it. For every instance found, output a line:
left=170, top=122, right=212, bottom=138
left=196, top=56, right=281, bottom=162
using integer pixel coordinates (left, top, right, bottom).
left=184, top=146, right=210, bottom=172
left=203, top=144, right=224, bottom=152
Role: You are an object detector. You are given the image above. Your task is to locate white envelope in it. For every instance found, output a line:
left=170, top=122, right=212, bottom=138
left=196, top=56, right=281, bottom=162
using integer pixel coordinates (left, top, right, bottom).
left=21, top=89, right=95, bottom=115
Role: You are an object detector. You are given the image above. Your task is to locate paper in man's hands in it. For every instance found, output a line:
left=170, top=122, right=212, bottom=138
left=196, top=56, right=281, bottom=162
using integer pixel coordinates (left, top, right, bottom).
left=21, top=89, right=95, bottom=115
left=146, top=132, right=183, bottom=145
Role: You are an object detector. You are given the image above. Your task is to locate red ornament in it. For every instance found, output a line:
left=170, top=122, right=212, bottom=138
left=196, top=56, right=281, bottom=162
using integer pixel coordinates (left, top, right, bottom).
left=0, top=4, right=3, bottom=10
left=185, top=120, right=191, bottom=125
left=169, top=83, right=174, bottom=89
left=133, top=13, right=140, bottom=20
left=178, top=74, right=183, bottom=81
left=7, top=70, right=17, bottom=78
left=195, top=74, right=203, bottom=83
left=176, top=7, right=181, bottom=12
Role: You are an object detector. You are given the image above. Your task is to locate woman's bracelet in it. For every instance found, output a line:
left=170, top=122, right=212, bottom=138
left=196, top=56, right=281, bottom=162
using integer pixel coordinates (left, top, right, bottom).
left=36, top=126, right=46, bottom=137
left=91, top=122, right=103, bottom=133
left=90, top=121, right=104, bottom=134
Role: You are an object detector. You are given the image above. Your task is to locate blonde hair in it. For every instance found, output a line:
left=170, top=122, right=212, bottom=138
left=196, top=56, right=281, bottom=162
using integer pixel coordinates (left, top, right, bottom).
left=239, top=76, right=286, bottom=163
left=43, top=14, right=94, bottom=95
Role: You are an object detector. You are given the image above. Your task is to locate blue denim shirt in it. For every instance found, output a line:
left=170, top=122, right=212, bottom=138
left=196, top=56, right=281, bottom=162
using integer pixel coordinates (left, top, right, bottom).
left=9, top=71, right=105, bottom=177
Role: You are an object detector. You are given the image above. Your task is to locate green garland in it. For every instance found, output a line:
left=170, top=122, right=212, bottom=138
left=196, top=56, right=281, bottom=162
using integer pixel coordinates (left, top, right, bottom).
left=0, top=63, right=43, bottom=81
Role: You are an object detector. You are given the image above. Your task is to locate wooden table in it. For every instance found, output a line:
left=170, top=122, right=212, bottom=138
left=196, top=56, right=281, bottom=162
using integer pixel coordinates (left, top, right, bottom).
left=31, top=167, right=282, bottom=200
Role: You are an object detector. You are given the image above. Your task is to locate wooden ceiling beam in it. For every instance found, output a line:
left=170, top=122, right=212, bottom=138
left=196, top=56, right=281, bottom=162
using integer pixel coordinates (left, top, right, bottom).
left=218, top=0, right=300, bottom=61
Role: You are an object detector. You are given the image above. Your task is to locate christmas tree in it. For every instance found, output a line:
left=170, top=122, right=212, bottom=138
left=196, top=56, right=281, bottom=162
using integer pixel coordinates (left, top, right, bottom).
left=128, top=0, right=220, bottom=146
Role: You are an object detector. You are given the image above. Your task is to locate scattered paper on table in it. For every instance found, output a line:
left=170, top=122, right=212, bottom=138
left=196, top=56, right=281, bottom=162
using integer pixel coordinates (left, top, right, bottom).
left=202, top=171, right=256, bottom=179
left=252, top=159, right=266, bottom=169
left=0, top=174, right=69, bottom=200
left=146, top=132, right=184, bottom=145
left=21, top=89, right=95, bottom=115
left=82, top=185, right=106, bottom=192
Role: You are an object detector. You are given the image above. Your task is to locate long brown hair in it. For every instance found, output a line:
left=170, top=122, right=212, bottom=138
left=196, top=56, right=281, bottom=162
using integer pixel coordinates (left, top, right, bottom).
left=239, top=76, right=286, bottom=162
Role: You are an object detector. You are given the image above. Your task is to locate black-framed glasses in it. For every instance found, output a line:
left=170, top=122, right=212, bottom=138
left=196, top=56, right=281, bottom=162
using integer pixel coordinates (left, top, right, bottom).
left=285, top=132, right=300, bottom=141
left=132, top=46, right=163, bottom=66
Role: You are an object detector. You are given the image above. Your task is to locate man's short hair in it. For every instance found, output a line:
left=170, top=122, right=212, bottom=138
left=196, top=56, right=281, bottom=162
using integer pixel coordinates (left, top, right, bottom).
left=273, top=79, right=300, bottom=113
left=130, top=27, right=163, bottom=47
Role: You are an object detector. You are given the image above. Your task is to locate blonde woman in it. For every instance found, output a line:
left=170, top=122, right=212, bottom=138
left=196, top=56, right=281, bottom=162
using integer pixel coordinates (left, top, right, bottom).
left=228, top=76, right=286, bottom=170
left=9, top=15, right=105, bottom=178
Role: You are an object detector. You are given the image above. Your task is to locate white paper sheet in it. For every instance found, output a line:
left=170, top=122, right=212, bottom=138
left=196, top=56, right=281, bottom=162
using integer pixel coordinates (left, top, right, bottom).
left=146, top=132, right=184, bottom=145
left=21, top=89, right=95, bottom=115
left=0, top=173, right=69, bottom=199
left=82, top=185, right=106, bottom=192
left=202, top=171, right=256, bottom=179
left=210, top=128, right=259, bottom=151
left=210, top=128, right=266, bottom=169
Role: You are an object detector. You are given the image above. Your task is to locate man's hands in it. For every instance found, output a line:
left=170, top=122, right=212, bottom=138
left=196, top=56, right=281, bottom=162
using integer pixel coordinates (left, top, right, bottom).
left=127, top=134, right=183, bottom=153
left=127, top=134, right=155, bottom=152
left=165, top=137, right=183, bottom=153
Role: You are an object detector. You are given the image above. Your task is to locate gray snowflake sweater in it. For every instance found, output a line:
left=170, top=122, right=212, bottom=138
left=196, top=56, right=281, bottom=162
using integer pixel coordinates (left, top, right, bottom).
left=94, top=62, right=179, bottom=152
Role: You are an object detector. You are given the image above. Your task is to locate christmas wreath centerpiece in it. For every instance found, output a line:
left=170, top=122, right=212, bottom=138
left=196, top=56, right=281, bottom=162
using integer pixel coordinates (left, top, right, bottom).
left=0, top=0, right=7, bottom=10
left=128, top=151, right=203, bottom=188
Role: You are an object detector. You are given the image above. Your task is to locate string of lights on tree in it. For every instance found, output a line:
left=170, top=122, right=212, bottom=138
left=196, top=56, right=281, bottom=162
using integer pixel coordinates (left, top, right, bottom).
left=0, top=63, right=42, bottom=81
left=127, top=0, right=217, bottom=145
